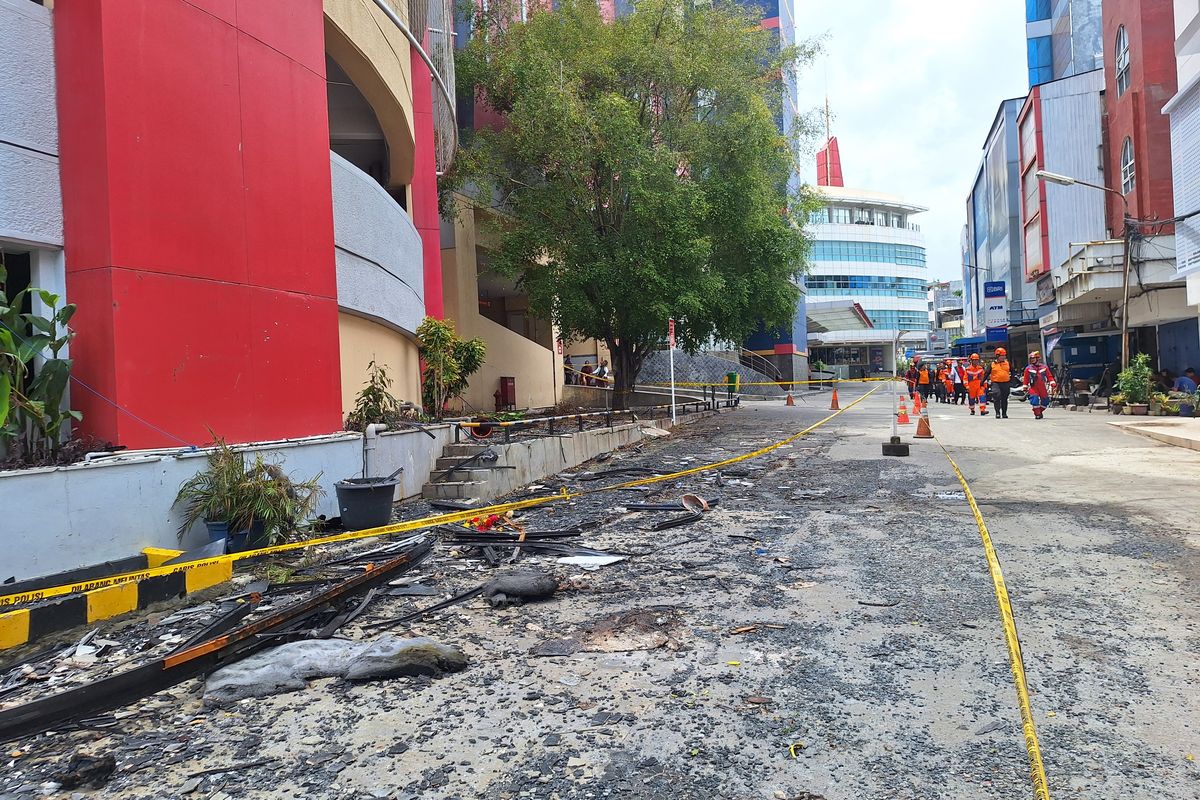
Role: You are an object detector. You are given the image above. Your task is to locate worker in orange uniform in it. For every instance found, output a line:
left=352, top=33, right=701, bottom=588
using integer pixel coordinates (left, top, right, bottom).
left=964, top=353, right=988, bottom=416
left=917, top=358, right=933, bottom=404
left=1022, top=350, right=1057, bottom=420
left=988, top=347, right=1012, bottom=419
left=940, top=360, right=954, bottom=404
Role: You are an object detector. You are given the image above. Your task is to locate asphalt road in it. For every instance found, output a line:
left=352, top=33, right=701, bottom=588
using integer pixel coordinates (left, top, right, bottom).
left=5, top=383, right=1198, bottom=799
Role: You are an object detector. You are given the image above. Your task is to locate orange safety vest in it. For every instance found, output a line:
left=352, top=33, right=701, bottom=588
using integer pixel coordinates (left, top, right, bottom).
left=965, top=365, right=986, bottom=397
left=918, top=366, right=931, bottom=385
left=989, top=361, right=1011, bottom=384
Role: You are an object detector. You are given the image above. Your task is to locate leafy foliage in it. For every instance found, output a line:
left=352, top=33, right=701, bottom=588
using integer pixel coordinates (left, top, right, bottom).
left=445, top=0, right=818, bottom=406
left=174, top=438, right=324, bottom=545
left=0, top=263, right=82, bottom=465
left=345, top=360, right=413, bottom=432
left=1116, top=353, right=1154, bottom=405
left=417, top=317, right=486, bottom=417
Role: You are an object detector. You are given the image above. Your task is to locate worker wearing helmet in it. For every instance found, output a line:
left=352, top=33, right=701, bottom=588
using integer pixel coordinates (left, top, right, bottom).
left=964, top=353, right=988, bottom=415
left=916, top=358, right=934, bottom=403
left=1023, top=350, right=1056, bottom=419
left=988, top=347, right=1012, bottom=419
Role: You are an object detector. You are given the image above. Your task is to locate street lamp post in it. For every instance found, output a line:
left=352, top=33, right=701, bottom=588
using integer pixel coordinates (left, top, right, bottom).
left=883, top=328, right=919, bottom=456
left=1035, top=170, right=1133, bottom=368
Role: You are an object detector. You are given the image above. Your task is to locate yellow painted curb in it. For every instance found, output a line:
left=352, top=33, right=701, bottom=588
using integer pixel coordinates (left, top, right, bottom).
left=0, top=609, right=30, bottom=650
left=85, top=582, right=139, bottom=624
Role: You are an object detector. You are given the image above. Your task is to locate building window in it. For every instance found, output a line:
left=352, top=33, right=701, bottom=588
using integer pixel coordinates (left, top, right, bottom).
left=874, top=211, right=888, bottom=227
left=1115, top=26, right=1130, bottom=96
left=808, top=209, right=828, bottom=225
left=830, top=207, right=852, bottom=224
left=1025, top=0, right=1051, bottom=23
left=1027, top=35, right=1053, bottom=86
left=1120, top=136, right=1135, bottom=195
left=810, top=242, right=927, bottom=267
left=891, top=214, right=903, bottom=228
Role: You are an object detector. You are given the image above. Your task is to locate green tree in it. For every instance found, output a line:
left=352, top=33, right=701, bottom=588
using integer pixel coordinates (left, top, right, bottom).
left=417, top=317, right=486, bottom=418
left=446, top=0, right=818, bottom=407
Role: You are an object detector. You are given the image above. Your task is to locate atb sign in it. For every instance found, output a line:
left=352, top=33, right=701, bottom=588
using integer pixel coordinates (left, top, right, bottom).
left=984, top=281, right=1008, bottom=343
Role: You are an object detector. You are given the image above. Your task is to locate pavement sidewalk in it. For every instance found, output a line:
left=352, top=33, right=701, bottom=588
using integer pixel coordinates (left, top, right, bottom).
left=1104, top=415, right=1200, bottom=451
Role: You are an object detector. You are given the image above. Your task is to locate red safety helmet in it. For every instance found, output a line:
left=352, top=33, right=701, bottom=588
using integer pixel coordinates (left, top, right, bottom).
left=969, top=353, right=980, bottom=361
left=995, top=347, right=1007, bottom=357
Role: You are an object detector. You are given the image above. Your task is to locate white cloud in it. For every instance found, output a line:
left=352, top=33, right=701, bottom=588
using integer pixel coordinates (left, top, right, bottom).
left=794, top=0, right=1028, bottom=281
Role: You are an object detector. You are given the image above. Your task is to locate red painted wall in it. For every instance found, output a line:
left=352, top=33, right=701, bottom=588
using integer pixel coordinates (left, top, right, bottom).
left=1102, top=0, right=1177, bottom=233
left=54, top=0, right=342, bottom=449
left=411, top=49, right=444, bottom=319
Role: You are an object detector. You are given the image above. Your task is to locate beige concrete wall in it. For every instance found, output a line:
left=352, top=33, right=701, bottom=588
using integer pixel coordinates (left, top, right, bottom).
left=338, top=312, right=422, bottom=420
left=442, top=199, right=564, bottom=411
left=324, top=0, right=416, bottom=186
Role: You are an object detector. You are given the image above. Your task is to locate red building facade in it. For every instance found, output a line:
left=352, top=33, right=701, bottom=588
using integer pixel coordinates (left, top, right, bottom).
left=1102, top=0, right=1178, bottom=234
left=54, top=0, right=343, bottom=449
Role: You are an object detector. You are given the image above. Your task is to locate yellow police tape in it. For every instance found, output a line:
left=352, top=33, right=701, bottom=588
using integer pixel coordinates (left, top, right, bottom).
left=936, top=438, right=1052, bottom=800
left=645, top=376, right=899, bottom=388
left=1, top=385, right=880, bottom=609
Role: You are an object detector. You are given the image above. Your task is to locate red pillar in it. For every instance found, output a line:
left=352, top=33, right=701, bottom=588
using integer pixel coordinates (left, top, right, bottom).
left=410, top=50, right=444, bottom=319
left=54, top=0, right=342, bottom=449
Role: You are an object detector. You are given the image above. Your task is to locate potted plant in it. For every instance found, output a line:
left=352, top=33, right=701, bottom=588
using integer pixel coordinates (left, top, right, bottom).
left=1109, top=392, right=1125, bottom=415
left=1150, top=392, right=1169, bottom=416
left=1172, top=389, right=1197, bottom=418
left=1116, top=354, right=1153, bottom=416
left=338, top=361, right=410, bottom=531
left=175, top=440, right=324, bottom=551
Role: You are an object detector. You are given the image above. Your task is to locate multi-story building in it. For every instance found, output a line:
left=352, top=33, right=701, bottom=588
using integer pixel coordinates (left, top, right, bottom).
left=1026, top=0, right=1104, bottom=88
left=1014, top=69, right=1114, bottom=375
left=1165, top=1, right=1200, bottom=317
left=803, top=182, right=930, bottom=378
left=963, top=98, right=1041, bottom=360
left=1, top=0, right=461, bottom=449
left=1055, top=0, right=1195, bottom=373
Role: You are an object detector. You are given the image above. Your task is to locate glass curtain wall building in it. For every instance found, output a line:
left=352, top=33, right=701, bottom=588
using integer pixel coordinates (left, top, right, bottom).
left=806, top=186, right=930, bottom=377
left=1027, top=0, right=1104, bottom=88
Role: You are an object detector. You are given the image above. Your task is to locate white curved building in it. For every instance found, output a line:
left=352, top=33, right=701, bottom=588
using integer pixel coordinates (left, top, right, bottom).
left=805, top=186, right=931, bottom=376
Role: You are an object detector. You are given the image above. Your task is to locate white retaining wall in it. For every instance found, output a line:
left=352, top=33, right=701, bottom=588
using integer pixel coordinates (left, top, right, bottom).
left=0, top=426, right=452, bottom=582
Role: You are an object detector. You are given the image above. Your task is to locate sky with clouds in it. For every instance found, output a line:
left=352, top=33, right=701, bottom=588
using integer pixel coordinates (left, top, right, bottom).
left=794, top=1, right=1029, bottom=282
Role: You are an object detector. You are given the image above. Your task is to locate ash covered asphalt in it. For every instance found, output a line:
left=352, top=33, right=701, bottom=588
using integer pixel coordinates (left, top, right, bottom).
left=3, top=388, right=1199, bottom=799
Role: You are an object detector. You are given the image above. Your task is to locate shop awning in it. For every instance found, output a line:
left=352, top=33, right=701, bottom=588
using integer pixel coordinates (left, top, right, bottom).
left=807, top=300, right=874, bottom=334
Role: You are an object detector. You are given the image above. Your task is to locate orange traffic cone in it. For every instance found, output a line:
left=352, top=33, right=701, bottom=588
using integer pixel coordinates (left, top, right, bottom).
left=897, top=399, right=911, bottom=425
left=785, top=392, right=795, bottom=406
left=914, top=409, right=934, bottom=439
left=913, top=393, right=923, bottom=413
left=829, top=387, right=840, bottom=410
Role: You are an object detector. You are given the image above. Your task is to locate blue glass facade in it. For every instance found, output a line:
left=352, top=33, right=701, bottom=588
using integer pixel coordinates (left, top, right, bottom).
left=805, top=275, right=927, bottom=299
left=811, top=241, right=926, bottom=267
left=1025, top=0, right=1103, bottom=88
left=1027, top=36, right=1054, bottom=87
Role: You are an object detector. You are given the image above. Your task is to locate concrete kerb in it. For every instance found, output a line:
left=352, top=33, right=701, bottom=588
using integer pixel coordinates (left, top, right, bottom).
left=1106, top=417, right=1200, bottom=451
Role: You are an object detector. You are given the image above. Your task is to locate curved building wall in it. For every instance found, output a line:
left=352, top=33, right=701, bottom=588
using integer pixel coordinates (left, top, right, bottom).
left=331, top=151, right=425, bottom=418
left=323, top=0, right=416, bottom=187
left=807, top=222, right=929, bottom=341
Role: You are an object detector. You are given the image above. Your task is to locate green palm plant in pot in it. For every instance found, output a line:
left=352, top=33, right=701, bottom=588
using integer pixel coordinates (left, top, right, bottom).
left=174, top=440, right=324, bottom=550
left=1115, top=353, right=1153, bottom=415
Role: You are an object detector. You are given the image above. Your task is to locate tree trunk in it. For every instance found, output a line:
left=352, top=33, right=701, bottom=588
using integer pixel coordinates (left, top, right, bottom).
left=608, top=339, right=640, bottom=411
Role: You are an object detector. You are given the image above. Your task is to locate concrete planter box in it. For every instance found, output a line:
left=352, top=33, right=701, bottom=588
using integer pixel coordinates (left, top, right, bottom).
left=0, top=426, right=451, bottom=583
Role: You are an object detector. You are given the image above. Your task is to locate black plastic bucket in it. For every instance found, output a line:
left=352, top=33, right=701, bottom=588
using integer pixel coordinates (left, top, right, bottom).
left=336, top=477, right=400, bottom=531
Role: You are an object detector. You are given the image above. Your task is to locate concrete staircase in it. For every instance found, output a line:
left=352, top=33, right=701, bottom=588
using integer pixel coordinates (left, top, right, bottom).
left=422, top=443, right=501, bottom=501
left=419, top=414, right=694, bottom=502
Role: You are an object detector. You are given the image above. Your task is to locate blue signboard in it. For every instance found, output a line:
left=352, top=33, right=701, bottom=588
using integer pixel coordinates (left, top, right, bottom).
left=983, top=281, right=1006, bottom=298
